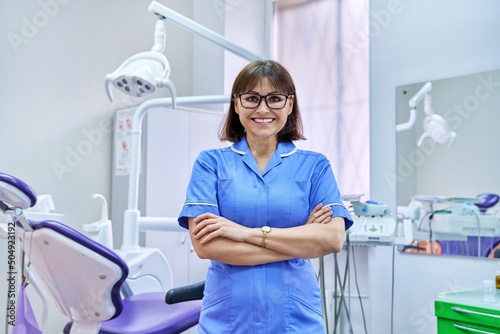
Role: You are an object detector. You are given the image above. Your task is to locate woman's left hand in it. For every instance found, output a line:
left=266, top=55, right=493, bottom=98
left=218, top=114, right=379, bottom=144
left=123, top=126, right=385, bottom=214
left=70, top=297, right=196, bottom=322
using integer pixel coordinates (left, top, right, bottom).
left=305, top=203, right=333, bottom=225
left=192, top=213, right=247, bottom=244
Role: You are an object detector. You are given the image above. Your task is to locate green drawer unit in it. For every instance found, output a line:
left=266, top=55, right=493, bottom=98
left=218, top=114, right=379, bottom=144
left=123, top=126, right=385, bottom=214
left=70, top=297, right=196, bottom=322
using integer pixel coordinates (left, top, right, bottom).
left=435, top=289, right=500, bottom=333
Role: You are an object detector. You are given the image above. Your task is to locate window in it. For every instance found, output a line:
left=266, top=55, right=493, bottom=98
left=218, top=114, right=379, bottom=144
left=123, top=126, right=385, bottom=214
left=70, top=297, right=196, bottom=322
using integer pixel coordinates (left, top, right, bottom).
left=273, top=0, right=370, bottom=196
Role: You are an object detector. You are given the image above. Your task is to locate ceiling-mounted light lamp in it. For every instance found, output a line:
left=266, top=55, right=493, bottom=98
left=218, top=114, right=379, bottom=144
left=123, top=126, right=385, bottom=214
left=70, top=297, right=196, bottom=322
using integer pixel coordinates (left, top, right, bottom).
left=396, top=82, right=457, bottom=149
left=104, top=15, right=176, bottom=107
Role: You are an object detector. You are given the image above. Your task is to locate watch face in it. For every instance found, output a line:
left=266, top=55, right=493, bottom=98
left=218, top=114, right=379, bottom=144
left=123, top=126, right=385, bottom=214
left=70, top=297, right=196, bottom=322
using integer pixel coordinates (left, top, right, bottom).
left=262, top=226, right=271, bottom=233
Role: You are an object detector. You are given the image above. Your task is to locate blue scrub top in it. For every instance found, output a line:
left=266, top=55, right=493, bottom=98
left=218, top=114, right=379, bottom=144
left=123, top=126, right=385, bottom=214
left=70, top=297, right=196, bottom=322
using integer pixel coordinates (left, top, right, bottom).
left=179, top=137, right=353, bottom=334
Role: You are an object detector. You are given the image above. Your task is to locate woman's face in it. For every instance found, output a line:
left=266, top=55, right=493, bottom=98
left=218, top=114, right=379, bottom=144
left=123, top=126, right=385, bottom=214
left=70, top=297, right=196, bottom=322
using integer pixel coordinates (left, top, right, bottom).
left=234, top=78, right=293, bottom=144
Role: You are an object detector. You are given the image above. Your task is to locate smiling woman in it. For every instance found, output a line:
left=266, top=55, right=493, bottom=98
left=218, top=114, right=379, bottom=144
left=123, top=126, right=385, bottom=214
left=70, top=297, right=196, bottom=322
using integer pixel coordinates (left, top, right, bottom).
left=177, top=59, right=353, bottom=334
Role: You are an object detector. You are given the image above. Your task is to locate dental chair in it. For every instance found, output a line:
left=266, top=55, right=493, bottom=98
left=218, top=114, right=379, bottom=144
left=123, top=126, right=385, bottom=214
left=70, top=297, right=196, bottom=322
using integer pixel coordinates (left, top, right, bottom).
left=0, top=172, right=203, bottom=334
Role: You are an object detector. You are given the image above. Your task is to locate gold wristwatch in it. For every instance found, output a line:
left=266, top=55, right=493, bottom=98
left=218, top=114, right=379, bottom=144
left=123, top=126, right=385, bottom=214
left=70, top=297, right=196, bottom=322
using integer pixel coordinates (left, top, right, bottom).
left=261, top=226, right=272, bottom=248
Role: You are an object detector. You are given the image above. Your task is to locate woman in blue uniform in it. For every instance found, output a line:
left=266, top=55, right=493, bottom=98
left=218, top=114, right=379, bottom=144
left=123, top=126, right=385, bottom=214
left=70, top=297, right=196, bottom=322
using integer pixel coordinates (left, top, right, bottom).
left=179, top=60, right=353, bottom=333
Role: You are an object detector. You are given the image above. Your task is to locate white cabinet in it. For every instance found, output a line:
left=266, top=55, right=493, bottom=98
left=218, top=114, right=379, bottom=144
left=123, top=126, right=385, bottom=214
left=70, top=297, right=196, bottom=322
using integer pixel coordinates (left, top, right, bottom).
left=142, top=106, right=224, bottom=286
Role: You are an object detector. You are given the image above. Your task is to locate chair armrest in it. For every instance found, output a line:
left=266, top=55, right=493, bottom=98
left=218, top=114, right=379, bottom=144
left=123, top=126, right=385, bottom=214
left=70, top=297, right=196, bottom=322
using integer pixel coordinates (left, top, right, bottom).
left=165, top=281, right=205, bottom=304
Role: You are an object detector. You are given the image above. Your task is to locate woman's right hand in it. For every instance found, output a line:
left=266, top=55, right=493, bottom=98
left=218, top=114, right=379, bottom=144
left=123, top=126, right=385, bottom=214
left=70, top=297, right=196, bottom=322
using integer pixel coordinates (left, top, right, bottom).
left=305, top=203, right=333, bottom=225
left=192, top=212, right=247, bottom=244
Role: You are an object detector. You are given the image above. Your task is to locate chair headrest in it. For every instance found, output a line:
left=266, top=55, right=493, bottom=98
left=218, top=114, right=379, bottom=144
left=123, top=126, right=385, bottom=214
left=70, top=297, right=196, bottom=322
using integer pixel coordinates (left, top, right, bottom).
left=0, top=172, right=37, bottom=209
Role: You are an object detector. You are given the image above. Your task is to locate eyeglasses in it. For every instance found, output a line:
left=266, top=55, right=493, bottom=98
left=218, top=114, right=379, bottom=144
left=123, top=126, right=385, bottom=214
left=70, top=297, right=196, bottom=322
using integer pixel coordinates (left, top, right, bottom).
left=237, top=93, right=292, bottom=110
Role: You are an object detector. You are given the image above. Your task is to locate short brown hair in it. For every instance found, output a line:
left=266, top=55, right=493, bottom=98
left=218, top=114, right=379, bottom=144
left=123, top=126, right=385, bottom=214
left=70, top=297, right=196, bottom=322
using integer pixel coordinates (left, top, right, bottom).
left=219, top=60, right=306, bottom=143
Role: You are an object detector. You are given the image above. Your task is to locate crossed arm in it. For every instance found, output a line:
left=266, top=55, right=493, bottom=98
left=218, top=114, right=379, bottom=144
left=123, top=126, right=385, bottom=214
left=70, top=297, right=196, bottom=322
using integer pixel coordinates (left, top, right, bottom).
left=188, top=203, right=346, bottom=266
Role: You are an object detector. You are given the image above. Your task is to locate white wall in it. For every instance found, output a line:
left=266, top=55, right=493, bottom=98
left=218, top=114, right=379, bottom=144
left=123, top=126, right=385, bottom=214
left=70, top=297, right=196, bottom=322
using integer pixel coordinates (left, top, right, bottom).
left=369, top=0, right=500, bottom=333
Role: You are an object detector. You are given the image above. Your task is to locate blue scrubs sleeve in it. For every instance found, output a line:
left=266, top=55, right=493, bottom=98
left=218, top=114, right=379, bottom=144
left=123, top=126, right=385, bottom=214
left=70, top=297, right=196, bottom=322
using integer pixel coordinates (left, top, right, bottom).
left=311, top=156, right=353, bottom=230
left=178, top=151, right=220, bottom=229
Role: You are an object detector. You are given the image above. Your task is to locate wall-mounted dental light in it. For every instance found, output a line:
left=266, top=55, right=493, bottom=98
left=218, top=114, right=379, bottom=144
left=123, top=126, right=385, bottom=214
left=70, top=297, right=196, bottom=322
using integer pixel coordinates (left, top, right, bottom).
left=105, top=16, right=177, bottom=106
left=396, top=82, right=457, bottom=149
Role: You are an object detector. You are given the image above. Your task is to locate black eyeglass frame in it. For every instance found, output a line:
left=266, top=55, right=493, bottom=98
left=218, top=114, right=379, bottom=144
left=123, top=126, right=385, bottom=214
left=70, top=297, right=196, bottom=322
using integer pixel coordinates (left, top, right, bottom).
left=236, top=93, right=293, bottom=110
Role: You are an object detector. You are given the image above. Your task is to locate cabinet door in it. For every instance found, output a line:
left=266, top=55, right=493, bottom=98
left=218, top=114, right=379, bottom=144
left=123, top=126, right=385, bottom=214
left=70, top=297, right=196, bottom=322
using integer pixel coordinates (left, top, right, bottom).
left=437, top=317, right=499, bottom=334
left=435, top=300, right=500, bottom=332
left=144, top=106, right=222, bottom=286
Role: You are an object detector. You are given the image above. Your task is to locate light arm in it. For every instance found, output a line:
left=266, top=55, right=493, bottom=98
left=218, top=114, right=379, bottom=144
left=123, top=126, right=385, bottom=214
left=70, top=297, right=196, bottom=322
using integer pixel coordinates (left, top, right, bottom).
left=408, top=81, right=432, bottom=109
left=396, top=81, right=432, bottom=132
left=121, top=95, right=230, bottom=250
left=148, top=1, right=264, bottom=61
left=151, top=16, right=166, bottom=53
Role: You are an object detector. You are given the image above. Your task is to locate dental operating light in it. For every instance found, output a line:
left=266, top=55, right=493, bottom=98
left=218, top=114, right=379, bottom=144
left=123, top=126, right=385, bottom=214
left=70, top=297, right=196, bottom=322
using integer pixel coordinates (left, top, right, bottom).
left=396, top=82, right=457, bottom=149
left=105, top=15, right=177, bottom=106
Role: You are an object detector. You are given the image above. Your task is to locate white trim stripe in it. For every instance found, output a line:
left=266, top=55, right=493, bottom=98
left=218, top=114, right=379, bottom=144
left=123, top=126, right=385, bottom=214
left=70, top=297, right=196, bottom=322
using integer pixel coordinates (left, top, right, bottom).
left=230, top=146, right=246, bottom=155
left=324, top=202, right=348, bottom=210
left=184, top=202, right=218, bottom=208
left=280, top=147, right=297, bottom=157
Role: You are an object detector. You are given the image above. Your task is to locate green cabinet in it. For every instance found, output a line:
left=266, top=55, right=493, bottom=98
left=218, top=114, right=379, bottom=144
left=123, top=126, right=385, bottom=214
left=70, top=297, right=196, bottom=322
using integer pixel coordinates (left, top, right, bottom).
left=435, top=289, right=500, bottom=333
